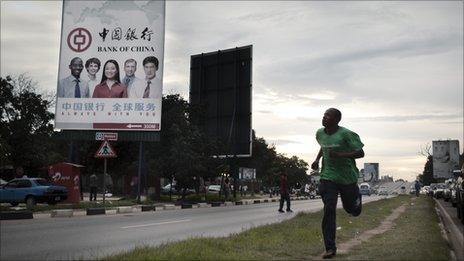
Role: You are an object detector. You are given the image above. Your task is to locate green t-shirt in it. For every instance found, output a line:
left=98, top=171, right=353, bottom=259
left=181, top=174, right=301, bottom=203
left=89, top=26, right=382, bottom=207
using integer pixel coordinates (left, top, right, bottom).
left=316, top=126, right=364, bottom=184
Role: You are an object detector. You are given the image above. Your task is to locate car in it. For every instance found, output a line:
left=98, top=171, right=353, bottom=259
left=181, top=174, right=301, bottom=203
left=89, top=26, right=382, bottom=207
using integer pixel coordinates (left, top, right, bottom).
left=0, top=178, right=68, bottom=208
left=207, top=185, right=221, bottom=193
left=0, top=178, right=7, bottom=186
left=433, top=183, right=447, bottom=199
left=359, top=183, right=371, bottom=196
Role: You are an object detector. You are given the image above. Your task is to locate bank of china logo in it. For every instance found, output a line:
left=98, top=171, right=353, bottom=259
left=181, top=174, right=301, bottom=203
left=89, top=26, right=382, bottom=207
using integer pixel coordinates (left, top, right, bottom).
left=67, top=28, right=92, bottom=52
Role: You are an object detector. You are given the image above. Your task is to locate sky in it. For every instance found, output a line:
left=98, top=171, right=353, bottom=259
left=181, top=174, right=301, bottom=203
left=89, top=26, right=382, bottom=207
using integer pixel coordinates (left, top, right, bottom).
left=1, top=1, right=463, bottom=182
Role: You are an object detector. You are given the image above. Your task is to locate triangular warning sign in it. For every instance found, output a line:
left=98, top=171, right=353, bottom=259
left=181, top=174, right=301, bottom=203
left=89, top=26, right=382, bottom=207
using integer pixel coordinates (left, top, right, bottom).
left=95, top=141, right=117, bottom=158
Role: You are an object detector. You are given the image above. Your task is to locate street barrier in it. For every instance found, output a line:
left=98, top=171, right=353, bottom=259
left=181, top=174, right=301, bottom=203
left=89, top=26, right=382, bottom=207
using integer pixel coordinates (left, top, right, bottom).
left=141, top=205, right=155, bottom=212
left=116, top=206, right=133, bottom=214
left=0, top=210, right=33, bottom=220
left=51, top=209, right=73, bottom=218
left=197, top=203, right=210, bottom=208
left=163, top=204, right=176, bottom=210
left=253, top=200, right=261, bottom=204
left=181, top=203, right=193, bottom=209
left=86, top=208, right=106, bottom=215
left=211, top=202, right=222, bottom=207
left=235, top=201, right=243, bottom=205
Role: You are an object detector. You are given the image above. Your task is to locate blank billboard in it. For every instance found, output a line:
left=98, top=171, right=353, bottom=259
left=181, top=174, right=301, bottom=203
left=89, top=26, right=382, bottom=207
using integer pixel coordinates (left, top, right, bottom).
left=190, top=45, right=252, bottom=157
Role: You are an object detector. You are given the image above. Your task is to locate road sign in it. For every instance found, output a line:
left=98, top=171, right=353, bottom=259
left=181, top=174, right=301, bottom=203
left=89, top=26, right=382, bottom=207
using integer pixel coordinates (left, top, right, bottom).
left=95, top=141, right=117, bottom=158
left=95, top=132, right=118, bottom=141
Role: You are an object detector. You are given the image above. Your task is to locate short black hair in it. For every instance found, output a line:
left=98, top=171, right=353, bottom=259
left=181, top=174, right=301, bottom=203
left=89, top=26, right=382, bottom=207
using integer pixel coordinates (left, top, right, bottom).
left=143, top=56, right=159, bottom=68
left=328, top=108, right=342, bottom=121
left=85, top=57, right=101, bottom=69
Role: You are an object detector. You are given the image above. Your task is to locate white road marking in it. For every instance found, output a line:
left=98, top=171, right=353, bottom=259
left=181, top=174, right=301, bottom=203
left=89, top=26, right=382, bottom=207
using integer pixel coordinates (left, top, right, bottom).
left=121, top=219, right=191, bottom=229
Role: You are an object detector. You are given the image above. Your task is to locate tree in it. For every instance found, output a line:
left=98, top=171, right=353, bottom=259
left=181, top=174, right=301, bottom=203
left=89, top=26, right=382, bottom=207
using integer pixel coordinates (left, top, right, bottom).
left=0, top=75, right=56, bottom=175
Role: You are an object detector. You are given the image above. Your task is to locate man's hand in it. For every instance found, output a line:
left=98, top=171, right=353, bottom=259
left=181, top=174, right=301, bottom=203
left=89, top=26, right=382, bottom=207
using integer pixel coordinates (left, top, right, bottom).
left=311, top=161, right=319, bottom=170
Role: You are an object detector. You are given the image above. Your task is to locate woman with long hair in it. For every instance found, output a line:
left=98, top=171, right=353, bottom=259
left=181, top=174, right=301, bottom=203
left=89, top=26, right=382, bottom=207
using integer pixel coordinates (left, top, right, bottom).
left=92, top=59, right=128, bottom=98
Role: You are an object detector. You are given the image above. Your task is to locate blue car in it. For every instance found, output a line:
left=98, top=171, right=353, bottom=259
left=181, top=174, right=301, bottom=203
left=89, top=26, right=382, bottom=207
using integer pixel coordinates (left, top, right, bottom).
left=0, top=178, right=68, bottom=208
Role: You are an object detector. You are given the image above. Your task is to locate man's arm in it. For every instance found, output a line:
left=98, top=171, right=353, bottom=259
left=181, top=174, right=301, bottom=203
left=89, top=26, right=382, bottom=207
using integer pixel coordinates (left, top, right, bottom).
left=329, top=149, right=364, bottom=159
left=311, top=148, right=323, bottom=170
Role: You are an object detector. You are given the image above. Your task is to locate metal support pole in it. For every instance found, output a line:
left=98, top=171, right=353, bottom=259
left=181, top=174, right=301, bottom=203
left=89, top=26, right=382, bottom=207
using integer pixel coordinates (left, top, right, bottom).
left=103, top=158, right=107, bottom=205
left=137, top=141, right=143, bottom=203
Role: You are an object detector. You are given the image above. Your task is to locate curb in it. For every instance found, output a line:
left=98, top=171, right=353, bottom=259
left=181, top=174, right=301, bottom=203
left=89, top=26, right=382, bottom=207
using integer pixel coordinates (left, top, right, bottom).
left=86, top=208, right=106, bottom=215
left=0, top=210, right=34, bottom=220
left=51, top=209, right=73, bottom=218
left=3, top=196, right=305, bottom=219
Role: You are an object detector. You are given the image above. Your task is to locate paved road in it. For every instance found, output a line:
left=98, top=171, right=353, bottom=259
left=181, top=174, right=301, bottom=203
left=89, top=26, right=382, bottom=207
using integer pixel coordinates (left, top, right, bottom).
left=1, top=196, right=386, bottom=260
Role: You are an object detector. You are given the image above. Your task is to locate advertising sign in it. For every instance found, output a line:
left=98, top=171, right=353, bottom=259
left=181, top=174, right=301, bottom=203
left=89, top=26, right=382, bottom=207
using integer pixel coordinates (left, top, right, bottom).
left=55, top=0, right=165, bottom=131
left=239, top=167, right=256, bottom=180
left=433, top=140, right=460, bottom=179
left=363, top=163, right=379, bottom=182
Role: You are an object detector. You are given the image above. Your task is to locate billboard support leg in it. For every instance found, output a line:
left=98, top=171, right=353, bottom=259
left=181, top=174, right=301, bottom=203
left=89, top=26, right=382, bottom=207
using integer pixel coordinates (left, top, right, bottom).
left=137, top=141, right=143, bottom=204
left=103, top=158, right=106, bottom=205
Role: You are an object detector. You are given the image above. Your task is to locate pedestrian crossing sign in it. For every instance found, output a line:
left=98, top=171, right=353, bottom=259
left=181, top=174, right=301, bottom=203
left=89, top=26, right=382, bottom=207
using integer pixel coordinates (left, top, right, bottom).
left=95, top=141, right=117, bottom=158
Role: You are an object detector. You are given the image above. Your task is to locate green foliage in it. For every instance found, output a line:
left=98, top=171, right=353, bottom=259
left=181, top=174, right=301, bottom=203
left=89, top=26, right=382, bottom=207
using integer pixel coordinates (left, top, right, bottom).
left=0, top=75, right=56, bottom=174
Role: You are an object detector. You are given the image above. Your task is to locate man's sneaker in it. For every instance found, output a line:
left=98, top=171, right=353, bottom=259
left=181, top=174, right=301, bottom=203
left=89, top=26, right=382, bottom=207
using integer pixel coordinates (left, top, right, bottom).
left=278, top=209, right=285, bottom=213
left=286, top=209, right=293, bottom=213
left=351, top=194, right=362, bottom=217
left=322, top=249, right=336, bottom=259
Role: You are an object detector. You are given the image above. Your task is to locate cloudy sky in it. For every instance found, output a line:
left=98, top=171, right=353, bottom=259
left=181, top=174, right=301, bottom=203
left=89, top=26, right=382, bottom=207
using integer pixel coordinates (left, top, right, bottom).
left=1, top=1, right=462, bottom=181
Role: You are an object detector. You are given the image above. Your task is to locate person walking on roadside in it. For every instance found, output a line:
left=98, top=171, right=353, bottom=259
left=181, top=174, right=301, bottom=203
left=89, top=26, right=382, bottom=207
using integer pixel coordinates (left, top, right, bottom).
left=278, top=173, right=292, bottom=213
left=223, top=177, right=231, bottom=201
left=89, top=173, right=98, bottom=201
left=414, top=180, right=421, bottom=197
left=311, top=108, right=365, bottom=259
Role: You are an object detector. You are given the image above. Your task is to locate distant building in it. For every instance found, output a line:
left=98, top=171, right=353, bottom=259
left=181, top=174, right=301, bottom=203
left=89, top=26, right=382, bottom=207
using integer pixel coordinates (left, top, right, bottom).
left=380, top=175, right=394, bottom=183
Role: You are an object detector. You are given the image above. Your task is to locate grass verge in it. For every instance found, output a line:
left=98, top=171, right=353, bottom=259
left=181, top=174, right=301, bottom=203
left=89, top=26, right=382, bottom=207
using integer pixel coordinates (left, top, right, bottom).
left=338, top=196, right=449, bottom=260
left=105, top=195, right=447, bottom=260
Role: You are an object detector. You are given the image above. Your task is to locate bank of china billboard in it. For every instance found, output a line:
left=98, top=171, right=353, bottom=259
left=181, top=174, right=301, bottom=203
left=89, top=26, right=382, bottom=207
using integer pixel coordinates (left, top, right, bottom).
left=55, top=0, right=165, bottom=131
left=433, top=140, right=460, bottom=179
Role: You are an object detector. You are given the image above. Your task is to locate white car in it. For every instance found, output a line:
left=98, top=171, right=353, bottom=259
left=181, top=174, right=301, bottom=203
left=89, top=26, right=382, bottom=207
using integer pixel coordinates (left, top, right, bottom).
left=208, top=185, right=221, bottom=193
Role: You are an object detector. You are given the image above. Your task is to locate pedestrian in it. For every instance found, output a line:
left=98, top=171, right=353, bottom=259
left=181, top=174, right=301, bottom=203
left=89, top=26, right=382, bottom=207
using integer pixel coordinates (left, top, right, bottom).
left=311, top=108, right=364, bottom=259
left=89, top=173, right=98, bottom=201
left=223, top=177, right=231, bottom=201
left=414, top=180, right=421, bottom=197
left=278, top=173, right=292, bottom=213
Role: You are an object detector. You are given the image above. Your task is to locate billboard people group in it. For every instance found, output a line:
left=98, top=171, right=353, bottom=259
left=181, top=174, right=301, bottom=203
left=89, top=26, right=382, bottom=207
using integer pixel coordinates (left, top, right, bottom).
left=58, top=56, right=160, bottom=99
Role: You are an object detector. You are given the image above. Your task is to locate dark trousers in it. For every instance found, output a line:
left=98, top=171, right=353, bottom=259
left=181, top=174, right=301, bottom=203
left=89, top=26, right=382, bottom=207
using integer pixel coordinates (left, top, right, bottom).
left=319, top=179, right=361, bottom=251
left=279, top=193, right=291, bottom=211
left=90, top=186, right=97, bottom=201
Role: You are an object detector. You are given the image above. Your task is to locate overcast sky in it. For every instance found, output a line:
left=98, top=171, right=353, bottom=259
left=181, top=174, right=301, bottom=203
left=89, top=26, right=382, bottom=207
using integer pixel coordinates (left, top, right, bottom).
left=1, top=1, right=463, bottom=181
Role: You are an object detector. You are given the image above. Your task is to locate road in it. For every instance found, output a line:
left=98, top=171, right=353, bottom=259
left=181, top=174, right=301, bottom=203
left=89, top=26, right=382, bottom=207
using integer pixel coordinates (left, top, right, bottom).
left=1, top=196, right=386, bottom=260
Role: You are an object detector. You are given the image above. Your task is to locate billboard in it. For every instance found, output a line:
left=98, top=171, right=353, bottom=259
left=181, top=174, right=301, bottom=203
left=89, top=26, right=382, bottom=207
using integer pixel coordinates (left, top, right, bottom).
left=239, top=167, right=256, bottom=180
left=433, top=140, right=460, bottom=179
left=190, top=45, right=252, bottom=157
left=55, top=0, right=165, bottom=131
left=363, top=163, right=379, bottom=182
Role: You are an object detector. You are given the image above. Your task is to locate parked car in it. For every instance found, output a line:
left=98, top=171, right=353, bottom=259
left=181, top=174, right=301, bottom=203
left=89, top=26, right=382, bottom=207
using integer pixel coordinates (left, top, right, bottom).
left=0, top=178, right=7, bottom=186
left=0, top=178, right=68, bottom=208
left=443, top=179, right=453, bottom=202
left=207, top=185, right=221, bottom=193
left=433, top=183, right=447, bottom=199
left=359, top=183, right=371, bottom=196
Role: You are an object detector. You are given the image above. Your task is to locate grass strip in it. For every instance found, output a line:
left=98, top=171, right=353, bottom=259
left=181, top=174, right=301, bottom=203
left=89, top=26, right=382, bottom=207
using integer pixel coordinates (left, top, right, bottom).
left=106, top=196, right=421, bottom=260
left=338, top=196, right=449, bottom=260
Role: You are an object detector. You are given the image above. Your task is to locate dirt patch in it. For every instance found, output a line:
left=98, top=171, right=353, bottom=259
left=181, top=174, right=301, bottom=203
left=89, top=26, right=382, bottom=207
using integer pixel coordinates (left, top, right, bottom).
left=335, top=204, right=407, bottom=255
left=312, top=199, right=411, bottom=259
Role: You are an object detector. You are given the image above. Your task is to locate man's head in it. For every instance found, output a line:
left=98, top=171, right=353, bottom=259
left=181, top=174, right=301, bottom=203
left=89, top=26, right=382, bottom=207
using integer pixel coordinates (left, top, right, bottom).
left=143, top=56, right=159, bottom=80
left=124, top=59, right=137, bottom=77
left=69, top=57, right=84, bottom=78
left=322, top=108, right=342, bottom=128
left=85, top=58, right=101, bottom=76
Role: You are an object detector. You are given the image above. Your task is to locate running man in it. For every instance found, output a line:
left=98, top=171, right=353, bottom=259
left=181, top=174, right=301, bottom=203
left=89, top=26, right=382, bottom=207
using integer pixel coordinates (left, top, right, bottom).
left=311, top=108, right=364, bottom=259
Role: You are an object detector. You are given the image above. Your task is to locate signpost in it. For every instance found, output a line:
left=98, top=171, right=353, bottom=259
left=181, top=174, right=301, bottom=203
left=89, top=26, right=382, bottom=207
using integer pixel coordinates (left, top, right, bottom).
left=95, top=141, right=117, bottom=205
